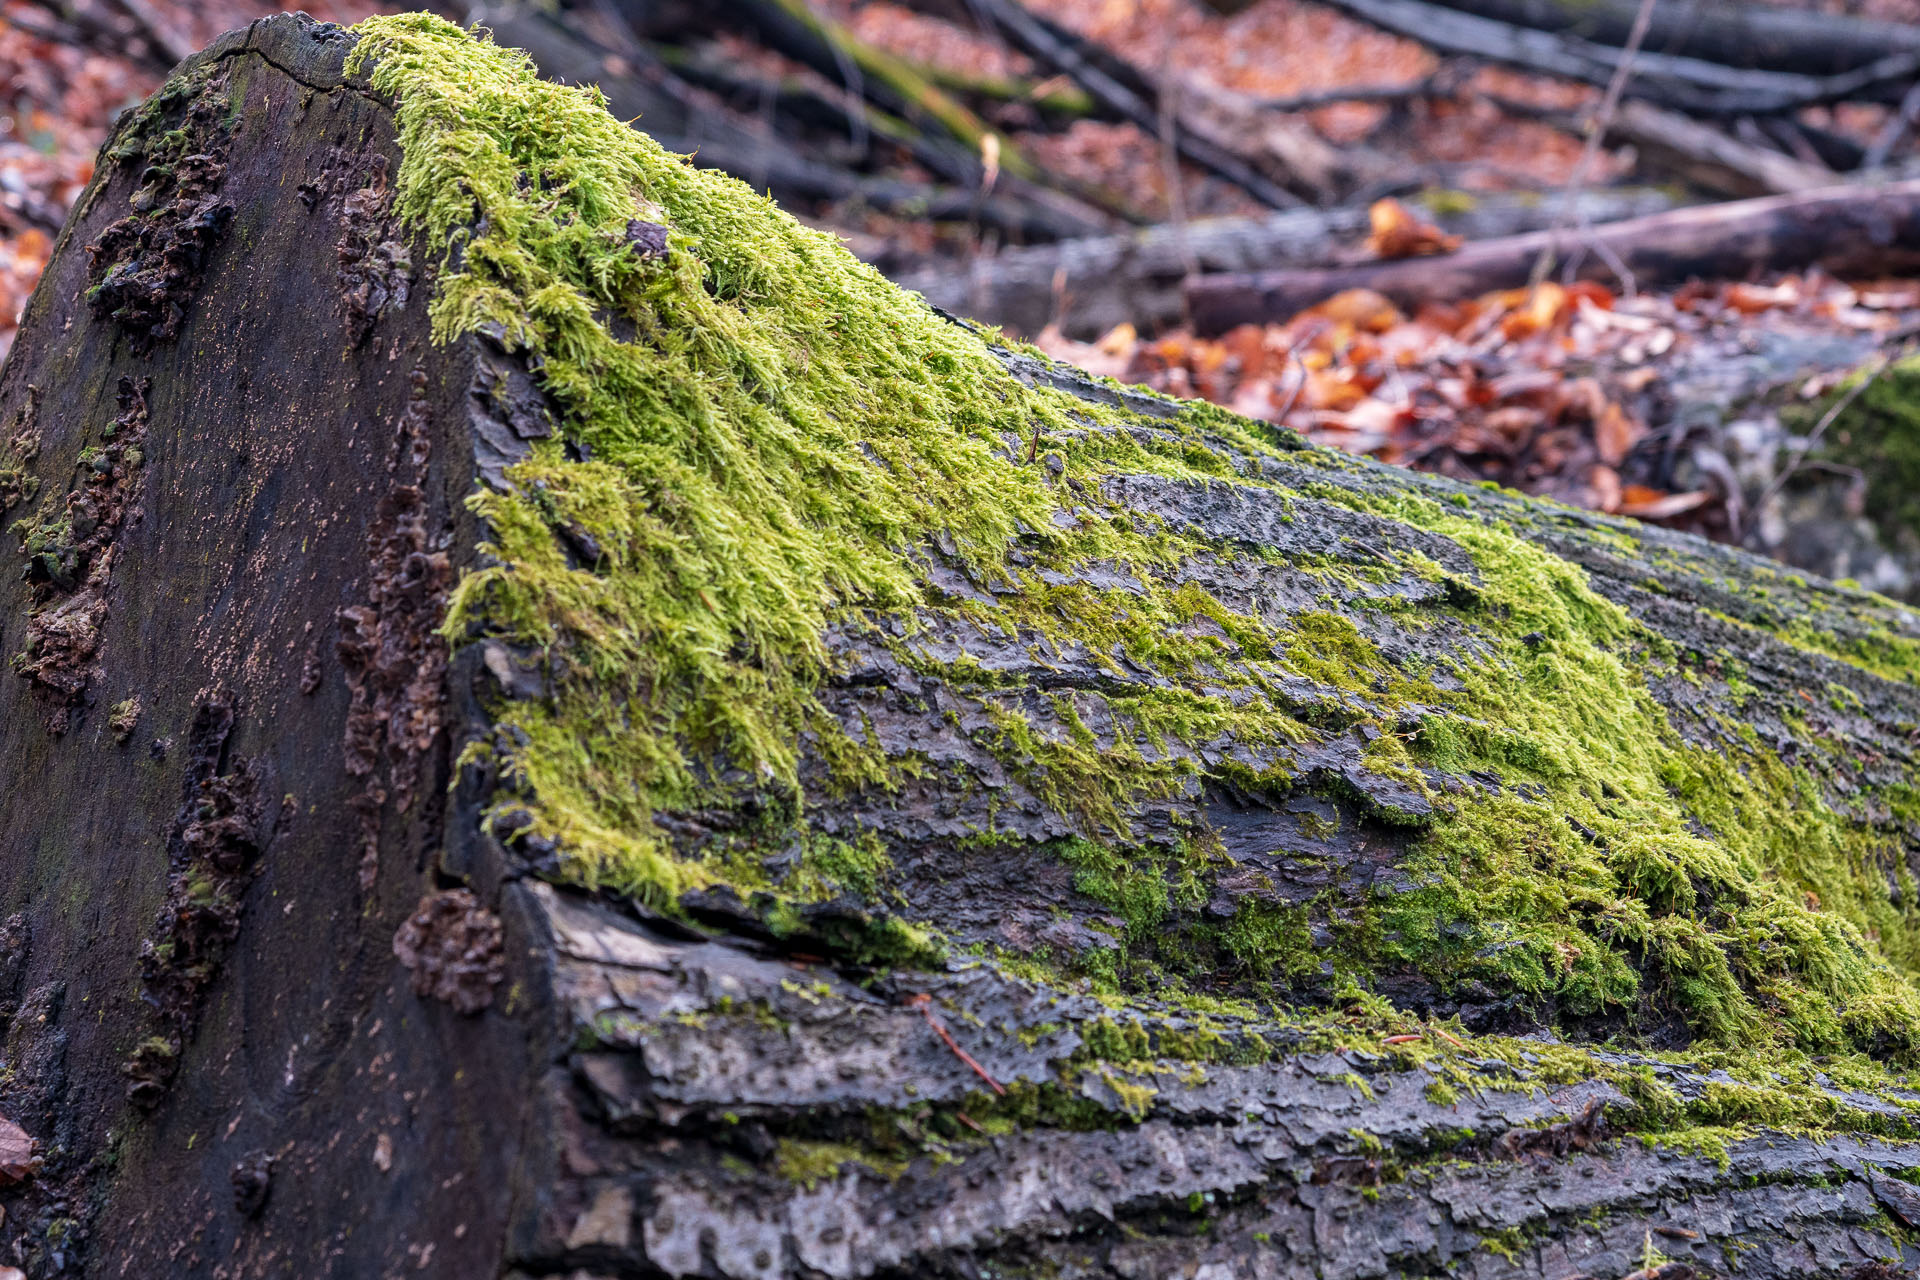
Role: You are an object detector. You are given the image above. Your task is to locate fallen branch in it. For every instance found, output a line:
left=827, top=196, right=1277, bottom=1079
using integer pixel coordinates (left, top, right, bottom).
left=462, top=3, right=1119, bottom=240
left=1866, top=81, right=1920, bottom=171
left=1185, top=181, right=1920, bottom=334
left=1487, top=94, right=1836, bottom=198
left=894, top=188, right=1678, bottom=337
left=1314, top=0, right=1920, bottom=116
left=905, top=0, right=1306, bottom=208
left=1412, top=0, right=1920, bottom=80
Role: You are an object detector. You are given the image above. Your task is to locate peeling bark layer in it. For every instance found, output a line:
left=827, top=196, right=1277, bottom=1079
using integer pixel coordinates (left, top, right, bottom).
left=0, top=16, right=1918, bottom=1280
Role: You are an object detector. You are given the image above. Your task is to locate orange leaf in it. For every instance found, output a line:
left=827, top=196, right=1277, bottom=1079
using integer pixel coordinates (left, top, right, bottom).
left=1594, top=401, right=1638, bottom=466
left=1305, top=369, right=1369, bottom=412
left=0, top=1115, right=37, bottom=1185
left=1621, top=489, right=1713, bottom=520
left=1310, top=288, right=1403, bottom=333
left=1500, top=283, right=1568, bottom=341
left=1723, top=282, right=1799, bottom=315
left=1365, top=198, right=1463, bottom=261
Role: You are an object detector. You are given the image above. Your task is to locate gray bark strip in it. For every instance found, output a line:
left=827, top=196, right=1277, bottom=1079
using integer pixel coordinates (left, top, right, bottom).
left=1315, top=0, right=1920, bottom=116
left=1409, top=0, right=1920, bottom=80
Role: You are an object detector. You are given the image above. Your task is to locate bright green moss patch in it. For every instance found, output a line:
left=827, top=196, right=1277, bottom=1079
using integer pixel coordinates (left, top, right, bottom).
left=349, top=13, right=1304, bottom=902
left=772, top=1138, right=908, bottom=1190
left=350, top=14, right=1920, bottom=1105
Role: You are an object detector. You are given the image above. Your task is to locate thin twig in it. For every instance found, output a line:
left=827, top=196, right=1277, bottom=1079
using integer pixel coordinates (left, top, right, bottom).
left=907, top=993, right=1007, bottom=1095
left=1273, top=347, right=1310, bottom=424
left=1865, top=78, right=1920, bottom=169
left=1528, top=0, right=1658, bottom=294
left=1256, top=78, right=1435, bottom=114
left=1157, top=27, right=1197, bottom=330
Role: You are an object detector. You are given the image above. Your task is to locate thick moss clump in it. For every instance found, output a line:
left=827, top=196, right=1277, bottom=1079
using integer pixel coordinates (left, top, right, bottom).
left=352, top=14, right=1920, bottom=1087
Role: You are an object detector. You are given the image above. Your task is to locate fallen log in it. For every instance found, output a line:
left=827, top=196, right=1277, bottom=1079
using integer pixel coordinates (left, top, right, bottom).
left=1316, top=0, right=1920, bottom=116
left=11, top=14, right=1920, bottom=1279
left=1188, top=179, right=1920, bottom=334
left=1410, top=0, right=1920, bottom=79
left=897, top=187, right=1678, bottom=338
left=1491, top=93, right=1838, bottom=199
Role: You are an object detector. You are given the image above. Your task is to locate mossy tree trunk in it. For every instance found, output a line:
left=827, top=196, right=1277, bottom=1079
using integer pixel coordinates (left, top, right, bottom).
left=4, top=15, right=1920, bottom=1280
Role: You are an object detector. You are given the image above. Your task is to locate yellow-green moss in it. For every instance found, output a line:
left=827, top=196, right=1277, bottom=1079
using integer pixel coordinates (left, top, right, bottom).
left=349, top=14, right=1299, bottom=902
left=349, top=14, right=1920, bottom=1114
left=772, top=1138, right=908, bottom=1189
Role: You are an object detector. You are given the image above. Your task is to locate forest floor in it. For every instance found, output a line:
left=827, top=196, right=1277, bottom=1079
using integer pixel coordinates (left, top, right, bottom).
left=8, top=0, right=1920, bottom=583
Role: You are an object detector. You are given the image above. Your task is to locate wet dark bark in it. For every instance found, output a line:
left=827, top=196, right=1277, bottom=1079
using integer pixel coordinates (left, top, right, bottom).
left=1, top=16, right=1919, bottom=1280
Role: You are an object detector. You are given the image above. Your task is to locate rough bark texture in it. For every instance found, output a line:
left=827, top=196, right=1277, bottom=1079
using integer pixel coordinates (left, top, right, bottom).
left=2, top=16, right=1920, bottom=1280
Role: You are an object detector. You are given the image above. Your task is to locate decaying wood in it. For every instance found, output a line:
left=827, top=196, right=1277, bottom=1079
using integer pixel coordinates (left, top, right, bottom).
left=1412, top=0, right=1920, bottom=79
left=1608, top=99, right=1836, bottom=198
left=1187, top=179, right=1920, bottom=334
left=6, top=16, right=1920, bottom=1280
left=897, top=188, right=1677, bottom=338
left=1491, top=93, right=1837, bottom=199
left=1316, top=0, right=1920, bottom=116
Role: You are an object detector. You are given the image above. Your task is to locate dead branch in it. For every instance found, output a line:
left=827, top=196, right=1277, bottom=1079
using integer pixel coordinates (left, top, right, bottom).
left=1314, top=0, right=1920, bottom=117
left=1185, top=181, right=1920, bottom=334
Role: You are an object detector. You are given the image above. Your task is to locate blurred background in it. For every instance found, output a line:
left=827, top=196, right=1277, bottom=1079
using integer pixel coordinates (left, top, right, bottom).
left=12, top=0, right=1920, bottom=596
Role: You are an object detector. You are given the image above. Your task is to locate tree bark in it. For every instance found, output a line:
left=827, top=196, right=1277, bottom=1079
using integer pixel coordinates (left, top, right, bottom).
left=1409, top=0, right=1920, bottom=79
left=4, top=16, right=1920, bottom=1280
left=1186, top=179, right=1920, bottom=334
left=1314, top=0, right=1920, bottom=116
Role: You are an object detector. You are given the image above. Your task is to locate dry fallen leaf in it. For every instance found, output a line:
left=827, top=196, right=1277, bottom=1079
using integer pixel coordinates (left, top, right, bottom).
left=1593, top=401, right=1638, bottom=467
left=0, top=1115, right=38, bottom=1185
left=1365, top=198, right=1462, bottom=260
left=1310, top=288, right=1403, bottom=333
left=1621, top=489, right=1714, bottom=520
left=1724, top=281, right=1801, bottom=314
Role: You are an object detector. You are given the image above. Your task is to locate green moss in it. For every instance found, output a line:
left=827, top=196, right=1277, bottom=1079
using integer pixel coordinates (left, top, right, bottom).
left=347, top=13, right=1920, bottom=1128
left=1793, top=354, right=1920, bottom=578
left=351, top=14, right=1284, bottom=904
left=772, top=1138, right=908, bottom=1189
